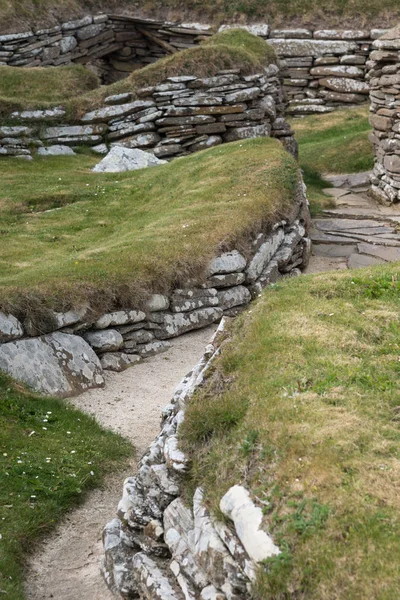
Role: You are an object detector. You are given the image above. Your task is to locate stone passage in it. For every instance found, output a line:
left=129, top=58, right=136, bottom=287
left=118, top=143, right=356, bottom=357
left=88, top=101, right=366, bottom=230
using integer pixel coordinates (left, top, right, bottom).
left=309, top=172, right=400, bottom=270
left=103, top=320, right=282, bottom=600
left=368, top=25, right=400, bottom=205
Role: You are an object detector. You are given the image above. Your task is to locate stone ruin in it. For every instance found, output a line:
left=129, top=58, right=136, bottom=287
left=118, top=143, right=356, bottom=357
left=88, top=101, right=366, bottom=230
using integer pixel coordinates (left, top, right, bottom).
left=368, top=25, right=400, bottom=204
left=0, top=14, right=391, bottom=114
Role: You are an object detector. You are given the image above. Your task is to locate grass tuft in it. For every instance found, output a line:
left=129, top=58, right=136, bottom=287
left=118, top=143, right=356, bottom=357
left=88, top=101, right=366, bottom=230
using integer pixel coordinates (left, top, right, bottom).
left=0, top=372, right=131, bottom=599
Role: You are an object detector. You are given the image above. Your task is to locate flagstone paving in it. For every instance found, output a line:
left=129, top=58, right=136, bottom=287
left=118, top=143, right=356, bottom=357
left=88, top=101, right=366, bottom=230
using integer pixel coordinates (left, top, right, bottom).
left=307, top=176, right=400, bottom=272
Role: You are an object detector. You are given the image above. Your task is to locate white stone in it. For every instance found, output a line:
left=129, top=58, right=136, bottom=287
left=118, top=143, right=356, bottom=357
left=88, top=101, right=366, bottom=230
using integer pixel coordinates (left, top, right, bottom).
left=208, top=250, right=247, bottom=275
left=220, top=485, right=280, bottom=563
left=92, top=146, right=166, bottom=173
left=37, top=145, right=75, bottom=156
left=0, top=312, right=24, bottom=342
left=83, top=329, right=123, bottom=352
left=95, top=310, right=146, bottom=329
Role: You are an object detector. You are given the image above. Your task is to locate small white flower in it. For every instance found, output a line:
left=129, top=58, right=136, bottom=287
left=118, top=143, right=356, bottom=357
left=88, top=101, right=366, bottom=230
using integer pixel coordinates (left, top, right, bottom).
left=3, top=453, right=7, bottom=457
left=42, top=427, right=47, bottom=430
left=67, top=431, right=71, bottom=434
left=17, top=460, right=22, bottom=464
left=90, top=471, right=94, bottom=476
left=71, top=450, right=76, bottom=454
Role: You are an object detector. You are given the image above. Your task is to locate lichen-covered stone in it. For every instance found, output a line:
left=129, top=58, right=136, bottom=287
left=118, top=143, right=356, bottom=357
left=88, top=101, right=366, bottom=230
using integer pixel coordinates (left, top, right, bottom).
left=0, top=333, right=104, bottom=397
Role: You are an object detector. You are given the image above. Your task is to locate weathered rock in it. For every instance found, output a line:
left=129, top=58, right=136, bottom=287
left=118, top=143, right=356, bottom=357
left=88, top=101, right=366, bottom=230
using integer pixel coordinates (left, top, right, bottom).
left=100, top=352, right=141, bottom=371
left=207, top=273, right=246, bottom=288
left=170, top=289, right=219, bottom=313
left=133, top=553, right=186, bottom=599
left=37, top=145, right=75, bottom=156
left=82, top=100, right=155, bottom=123
left=246, top=229, right=285, bottom=282
left=220, top=485, right=280, bottom=562
left=269, top=39, right=358, bottom=57
left=146, top=294, right=170, bottom=312
left=83, top=329, right=123, bottom=352
left=319, top=77, right=369, bottom=94
left=92, top=146, right=167, bottom=173
left=95, top=310, right=146, bottom=329
left=136, top=340, right=171, bottom=358
left=102, top=519, right=139, bottom=598
left=208, top=251, right=247, bottom=275
left=0, top=312, right=24, bottom=342
left=0, top=332, right=104, bottom=397
left=60, top=36, right=77, bottom=54
left=217, top=286, right=251, bottom=310
left=152, top=308, right=223, bottom=339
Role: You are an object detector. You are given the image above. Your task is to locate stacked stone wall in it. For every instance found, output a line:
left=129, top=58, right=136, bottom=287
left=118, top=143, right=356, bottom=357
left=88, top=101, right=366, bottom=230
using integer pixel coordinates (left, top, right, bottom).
left=0, top=16, right=391, bottom=114
left=0, top=181, right=311, bottom=398
left=0, top=66, right=297, bottom=159
left=367, top=25, right=400, bottom=205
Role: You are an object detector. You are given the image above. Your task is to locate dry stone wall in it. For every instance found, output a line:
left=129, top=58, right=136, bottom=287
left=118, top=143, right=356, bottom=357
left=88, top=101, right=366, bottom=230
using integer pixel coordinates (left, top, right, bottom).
left=1, top=66, right=298, bottom=159
left=0, top=180, right=311, bottom=398
left=0, top=14, right=391, bottom=114
left=367, top=25, right=400, bottom=205
left=103, top=318, right=282, bottom=600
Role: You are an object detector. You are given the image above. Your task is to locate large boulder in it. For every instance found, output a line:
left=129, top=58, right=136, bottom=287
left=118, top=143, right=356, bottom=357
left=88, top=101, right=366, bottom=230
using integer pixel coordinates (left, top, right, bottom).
left=0, top=332, right=104, bottom=397
left=92, top=146, right=167, bottom=173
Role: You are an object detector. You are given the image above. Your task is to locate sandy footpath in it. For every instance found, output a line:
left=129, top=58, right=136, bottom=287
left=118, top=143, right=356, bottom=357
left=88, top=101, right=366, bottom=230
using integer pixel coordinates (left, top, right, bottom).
left=25, top=326, right=215, bottom=600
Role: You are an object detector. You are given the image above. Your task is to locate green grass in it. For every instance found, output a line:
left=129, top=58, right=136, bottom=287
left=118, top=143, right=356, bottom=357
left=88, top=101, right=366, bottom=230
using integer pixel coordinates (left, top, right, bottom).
left=291, top=106, right=374, bottom=214
left=0, top=137, right=299, bottom=328
left=180, top=264, right=400, bottom=599
left=0, top=373, right=131, bottom=599
left=1, top=0, right=399, bottom=32
left=0, top=65, right=100, bottom=119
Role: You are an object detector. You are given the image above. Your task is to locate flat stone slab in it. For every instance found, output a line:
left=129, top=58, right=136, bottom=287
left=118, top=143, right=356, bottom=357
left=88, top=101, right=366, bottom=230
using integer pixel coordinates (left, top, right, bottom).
left=313, top=218, right=393, bottom=232
left=357, top=243, right=400, bottom=262
left=347, top=253, right=386, bottom=268
left=324, top=171, right=372, bottom=188
left=313, top=243, right=358, bottom=257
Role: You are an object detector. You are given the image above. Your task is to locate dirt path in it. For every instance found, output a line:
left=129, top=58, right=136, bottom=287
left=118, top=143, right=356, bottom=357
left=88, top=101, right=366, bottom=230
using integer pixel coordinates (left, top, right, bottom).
left=25, top=326, right=216, bottom=600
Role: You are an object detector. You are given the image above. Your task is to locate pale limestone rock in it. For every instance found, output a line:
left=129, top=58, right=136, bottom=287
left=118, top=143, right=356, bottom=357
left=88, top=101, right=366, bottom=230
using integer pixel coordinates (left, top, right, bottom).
left=217, top=286, right=251, bottom=310
left=100, top=352, right=141, bottom=371
left=152, top=308, right=223, bottom=340
left=208, top=251, right=246, bottom=275
left=83, top=329, right=123, bottom=352
left=133, top=553, right=186, bottom=600
left=0, top=312, right=24, bottom=342
left=246, top=229, right=285, bottom=282
left=37, top=145, right=75, bottom=156
left=92, top=146, right=166, bottom=173
left=146, top=294, right=170, bottom=312
left=0, top=332, right=104, bottom=397
left=220, top=485, right=280, bottom=563
left=95, top=310, right=146, bottom=329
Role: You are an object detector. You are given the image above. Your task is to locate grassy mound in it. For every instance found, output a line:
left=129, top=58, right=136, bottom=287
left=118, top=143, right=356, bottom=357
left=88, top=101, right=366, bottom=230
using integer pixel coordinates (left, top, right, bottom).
left=69, top=29, right=276, bottom=118
left=0, top=372, right=131, bottom=600
left=0, top=64, right=100, bottom=118
left=181, top=265, right=400, bottom=599
left=0, top=137, right=298, bottom=323
left=291, top=106, right=373, bottom=214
